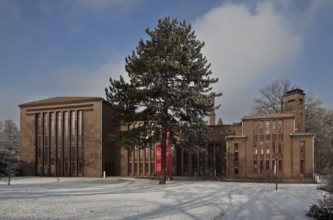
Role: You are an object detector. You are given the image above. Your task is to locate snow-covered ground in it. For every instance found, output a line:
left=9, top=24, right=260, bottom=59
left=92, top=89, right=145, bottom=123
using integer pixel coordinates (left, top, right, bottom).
left=0, top=177, right=321, bottom=220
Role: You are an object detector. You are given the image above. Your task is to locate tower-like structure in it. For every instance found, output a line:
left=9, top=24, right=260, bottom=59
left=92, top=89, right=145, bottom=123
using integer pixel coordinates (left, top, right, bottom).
left=209, top=95, right=215, bottom=126
left=283, top=89, right=306, bottom=132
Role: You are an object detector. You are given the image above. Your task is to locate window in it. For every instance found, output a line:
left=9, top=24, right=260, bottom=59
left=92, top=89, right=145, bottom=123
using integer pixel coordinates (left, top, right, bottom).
left=272, top=121, right=277, bottom=134
left=273, top=160, right=276, bottom=174
left=265, top=121, right=270, bottom=134
left=128, top=162, right=132, bottom=174
left=145, top=163, right=149, bottom=173
left=234, top=144, right=239, bottom=174
left=43, top=113, right=48, bottom=147
left=277, top=120, right=282, bottom=133
left=253, top=121, right=257, bottom=135
left=139, top=163, right=143, bottom=174
left=56, top=112, right=62, bottom=176
left=259, top=121, right=264, bottom=134
left=150, top=163, right=154, bottom=175
left=253, top=160, right=258, bottom=175
left=300, top=141, right=305, bottom=175
left=278, top=141, right=283, bottom=153
left=300, top=160, right=305, bottom=174
left=134, top=163, right=137, bottom=174
left=300, top=141, right=305, bottom=154
left=70, top=111, right=75, bottom=147
left=254, top=142, right=258, bottom=154
left=266, top=141, right=270, bottom=154
left=279, top=160, right=282, bottom=172
left=266, top=160, right=270, bottom=177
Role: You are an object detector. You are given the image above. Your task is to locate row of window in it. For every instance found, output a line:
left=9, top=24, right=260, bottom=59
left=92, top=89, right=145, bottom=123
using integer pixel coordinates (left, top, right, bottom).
left=36, top=111, right=83, bottom=176
left=128, top=147, right=155, bottom=175
left=253, top=120, right=283, bottom=135
left=234, top=141, right=306, bottom=175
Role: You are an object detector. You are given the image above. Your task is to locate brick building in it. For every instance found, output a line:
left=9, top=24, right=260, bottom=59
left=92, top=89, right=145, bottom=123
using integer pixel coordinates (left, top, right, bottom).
left=19, top=97, right=119, bottom=177
left=225, top=89, right=314, bottom=182
left=19, top=89, right=315, bottom=181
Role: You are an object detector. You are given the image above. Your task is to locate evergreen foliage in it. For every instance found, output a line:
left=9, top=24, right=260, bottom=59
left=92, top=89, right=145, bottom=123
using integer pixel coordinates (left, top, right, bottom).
left=105, top=17, right=221, bottom=183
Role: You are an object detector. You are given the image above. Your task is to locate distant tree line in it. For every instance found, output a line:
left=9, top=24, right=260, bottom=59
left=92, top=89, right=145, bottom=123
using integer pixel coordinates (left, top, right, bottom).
left=252, top=79, right=333, bottom=174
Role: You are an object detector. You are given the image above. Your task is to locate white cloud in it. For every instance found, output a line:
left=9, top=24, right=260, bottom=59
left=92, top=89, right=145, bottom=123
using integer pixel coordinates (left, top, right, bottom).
left=55, top=56, right=126, bottom=98
left=194, top=1, right=304, bottom=123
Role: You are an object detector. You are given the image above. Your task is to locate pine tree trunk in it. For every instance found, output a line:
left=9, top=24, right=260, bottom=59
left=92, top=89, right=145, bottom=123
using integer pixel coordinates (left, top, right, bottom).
left=159, top=127, right=167, bottom=184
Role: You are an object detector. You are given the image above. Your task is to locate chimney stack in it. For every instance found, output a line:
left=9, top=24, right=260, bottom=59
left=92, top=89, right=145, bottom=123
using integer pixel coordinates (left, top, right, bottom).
left=209, top=95, right=215, bottom=126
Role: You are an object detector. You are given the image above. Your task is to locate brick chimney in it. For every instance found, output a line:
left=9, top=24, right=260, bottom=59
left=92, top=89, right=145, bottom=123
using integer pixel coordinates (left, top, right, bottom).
left=209, top=95, right=215, bottom=126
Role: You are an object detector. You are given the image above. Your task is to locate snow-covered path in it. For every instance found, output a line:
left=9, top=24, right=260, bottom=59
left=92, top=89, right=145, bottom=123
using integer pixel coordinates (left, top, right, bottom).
left=0, top=177, right=319, bottom=219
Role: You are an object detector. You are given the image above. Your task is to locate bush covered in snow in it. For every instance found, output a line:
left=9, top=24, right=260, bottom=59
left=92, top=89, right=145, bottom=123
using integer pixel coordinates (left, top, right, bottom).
left=307, top=170, right=333, bottom=219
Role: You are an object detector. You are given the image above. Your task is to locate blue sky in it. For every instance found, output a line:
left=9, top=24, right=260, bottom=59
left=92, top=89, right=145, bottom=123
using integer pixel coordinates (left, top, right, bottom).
left=1, top=0, right=333, bottom=126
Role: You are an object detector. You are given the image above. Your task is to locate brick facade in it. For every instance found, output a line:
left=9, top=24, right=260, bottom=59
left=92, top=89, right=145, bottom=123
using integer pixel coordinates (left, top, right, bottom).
left=19, top=97, right=119, bottom=177
left=19, top=89, right=315, bottom=181
left=225, top=89, right=315, bottom=182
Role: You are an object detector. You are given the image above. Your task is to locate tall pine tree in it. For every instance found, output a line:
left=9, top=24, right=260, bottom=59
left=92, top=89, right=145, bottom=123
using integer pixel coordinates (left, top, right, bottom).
left=105, top=17, right=221, bottom=184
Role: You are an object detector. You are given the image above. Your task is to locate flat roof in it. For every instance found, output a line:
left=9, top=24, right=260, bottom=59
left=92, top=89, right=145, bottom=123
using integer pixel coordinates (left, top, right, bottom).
left=242, top=113, right=296, bottom=121
left=19, top=97, right=105, bottom=108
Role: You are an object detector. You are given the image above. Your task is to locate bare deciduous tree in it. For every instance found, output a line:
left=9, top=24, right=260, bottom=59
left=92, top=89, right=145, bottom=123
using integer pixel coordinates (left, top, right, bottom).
left=252, top=79, right=295, bottom=114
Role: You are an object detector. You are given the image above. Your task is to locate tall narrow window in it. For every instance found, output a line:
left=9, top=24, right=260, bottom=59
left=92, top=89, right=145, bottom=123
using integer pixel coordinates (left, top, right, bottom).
left=77, top=110, right=83, bottom=176
left=253, top=121, right=257, bottom=135
left=70, top=111, right=76, bottom=176
left=184, top=151, right=189, bottom=176
left=253, top=160, right=258, bottom=175
left=70, top=111, right=75, bottom=147
left=50, top=112, right=56, bottom=176
left=266, top=141, right=270, bottom=155
left=266, top=160, right=270, bottom=177
left=56, top=112, right=63, bottom=176
left=277, top=120, right=282, bottom=133
left=279, top=160, right=282, bottom=172
left=150, top=146, right=154, bottom=175
left=77, top=111, right=83, bottom=147
left=64, top=112, right=69, bottom=176
left=278, top=141, right=283, bottom=153
left=36, top=114, right=43, bottom=175
left=259, top=121, right=264, bottom=134
left=265, top=121, right=270, bottom=134
left=128, top=150, right=133, bottom=174
left=272, top=121, right=277, bottom=134
left=300, top=141, right=305, bottom=175
left=43, top=113, right=49, bottom=175
left=300, top=141, right=305, bottom=154
left=234, top=144, right=239, bottom=174
left=208, top=144, right=214, bottom=176
left=300, top=160, right=305, bottom=175
left=254, top=142, right=258, bottom=155
left=199, top=151, right=205, bottom=176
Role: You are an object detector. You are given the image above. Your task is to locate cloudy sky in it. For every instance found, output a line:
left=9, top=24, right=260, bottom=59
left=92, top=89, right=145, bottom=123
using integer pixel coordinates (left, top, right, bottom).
left=1, top=0, right=333, bottom=126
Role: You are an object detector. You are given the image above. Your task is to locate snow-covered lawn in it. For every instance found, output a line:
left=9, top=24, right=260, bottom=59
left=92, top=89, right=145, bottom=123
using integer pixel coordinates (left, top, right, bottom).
left=0, top=177, right=320, bottom=219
